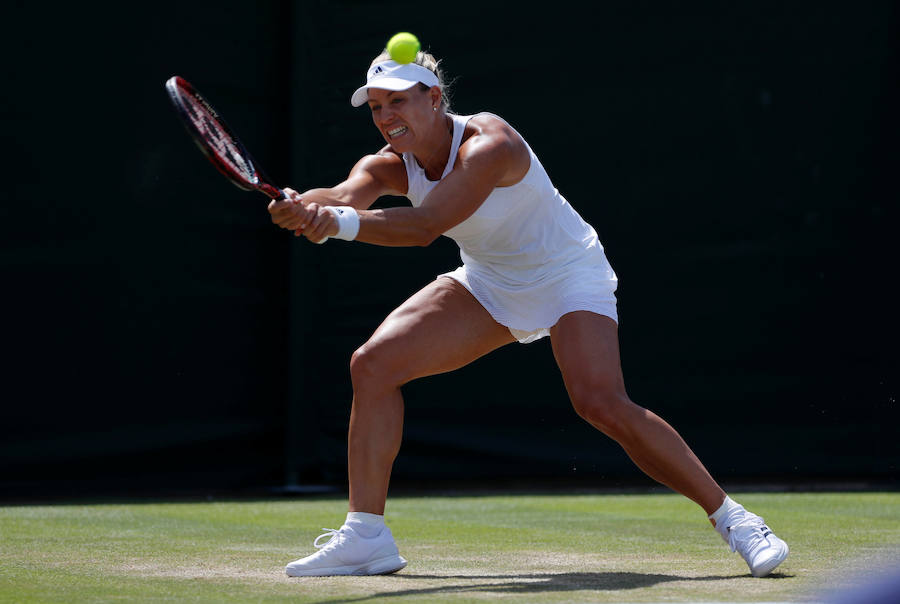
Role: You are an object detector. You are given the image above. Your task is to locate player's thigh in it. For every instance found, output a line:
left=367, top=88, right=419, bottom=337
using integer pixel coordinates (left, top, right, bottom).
left=549, top=311, right=627, bottom=401
left=353, top=277, right=515, bottom=385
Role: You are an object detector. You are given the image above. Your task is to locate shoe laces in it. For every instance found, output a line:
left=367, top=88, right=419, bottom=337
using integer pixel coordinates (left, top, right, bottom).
left=726, top=514, right=772, bottom=557
left=313, top=528, right=343, bottom=551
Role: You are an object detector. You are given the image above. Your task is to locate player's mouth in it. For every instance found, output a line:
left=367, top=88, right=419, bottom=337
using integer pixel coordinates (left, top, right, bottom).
left=387, top=126, right=408, bottom=139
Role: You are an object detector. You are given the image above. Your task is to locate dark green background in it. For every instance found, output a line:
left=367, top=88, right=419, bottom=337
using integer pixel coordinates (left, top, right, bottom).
left=3, top=1, right=897, bottom=498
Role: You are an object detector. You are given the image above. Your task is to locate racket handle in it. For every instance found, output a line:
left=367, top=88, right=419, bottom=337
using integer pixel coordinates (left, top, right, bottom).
left=258, top=183, right=286, bottom=201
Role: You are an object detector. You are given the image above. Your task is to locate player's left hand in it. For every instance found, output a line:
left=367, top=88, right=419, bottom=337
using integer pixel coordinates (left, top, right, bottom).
left=299, top=203, right=339, bottom=243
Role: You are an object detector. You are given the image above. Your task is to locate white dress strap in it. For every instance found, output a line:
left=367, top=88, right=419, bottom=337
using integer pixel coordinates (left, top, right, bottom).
left=402, top=114, right=471, bottom=206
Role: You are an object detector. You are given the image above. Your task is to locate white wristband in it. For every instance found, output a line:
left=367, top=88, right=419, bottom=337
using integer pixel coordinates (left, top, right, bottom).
left=322, top=206, right=360, bottom=242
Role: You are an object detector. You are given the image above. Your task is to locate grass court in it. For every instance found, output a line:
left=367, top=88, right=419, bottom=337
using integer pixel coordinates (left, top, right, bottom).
left=2, top=491, right=898, bottom=602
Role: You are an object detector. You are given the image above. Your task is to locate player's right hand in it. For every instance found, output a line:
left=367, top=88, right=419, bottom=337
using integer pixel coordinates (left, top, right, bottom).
left=268, top=188, right=338, bottom=243
left=268, top=187, right=311, bottom=232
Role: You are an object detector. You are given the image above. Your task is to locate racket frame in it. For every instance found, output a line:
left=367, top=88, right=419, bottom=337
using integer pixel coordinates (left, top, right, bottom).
left=165, top=75, right=285, bottom=200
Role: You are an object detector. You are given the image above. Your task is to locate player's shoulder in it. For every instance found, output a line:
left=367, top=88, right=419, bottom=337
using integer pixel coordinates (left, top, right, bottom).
left=365, top=144, right=405, bottom=164
left=465, top=112, right=518, bottom=134
left=462, top=112, right=527, bottom=151
left=459, top=112, right=529, bottom=172
left=355, top=145, right=405, bottom=173
left=350, top=145, right=407, bottom=193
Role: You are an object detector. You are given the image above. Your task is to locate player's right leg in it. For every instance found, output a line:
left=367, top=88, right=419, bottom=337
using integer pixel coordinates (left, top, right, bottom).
left=285, top=277, right=514, bottom=577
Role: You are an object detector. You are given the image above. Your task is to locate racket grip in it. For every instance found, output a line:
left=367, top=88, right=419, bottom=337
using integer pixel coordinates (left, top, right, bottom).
left=259, top=183, right=287, bottom=201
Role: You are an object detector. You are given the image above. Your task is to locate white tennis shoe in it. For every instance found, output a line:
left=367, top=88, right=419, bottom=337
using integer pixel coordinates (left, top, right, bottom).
left=285, top=524, right=407, bottom=577
left=716, top=508, right=789, bottom=577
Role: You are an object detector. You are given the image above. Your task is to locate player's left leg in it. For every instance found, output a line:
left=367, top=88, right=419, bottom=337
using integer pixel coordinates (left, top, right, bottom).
left=549, top=310, right=788, bottom=577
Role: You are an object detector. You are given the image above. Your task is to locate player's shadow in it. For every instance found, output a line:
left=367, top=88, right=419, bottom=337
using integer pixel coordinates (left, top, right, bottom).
left=314, top=570, right=790, bottom=603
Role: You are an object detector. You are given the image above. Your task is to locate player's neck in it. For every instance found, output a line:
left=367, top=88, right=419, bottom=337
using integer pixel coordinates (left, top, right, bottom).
left=416, top=114, right=454, bottom=181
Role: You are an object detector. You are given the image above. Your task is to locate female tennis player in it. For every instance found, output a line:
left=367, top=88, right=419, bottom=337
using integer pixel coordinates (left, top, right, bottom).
left=269, top=49, right=789, bottom=578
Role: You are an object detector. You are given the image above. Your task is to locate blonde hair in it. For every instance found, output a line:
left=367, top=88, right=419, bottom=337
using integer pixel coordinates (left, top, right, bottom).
left=370, top=50, right=452, bottom=112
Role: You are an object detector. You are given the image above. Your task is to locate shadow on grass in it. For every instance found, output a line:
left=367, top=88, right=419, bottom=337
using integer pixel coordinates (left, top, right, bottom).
left=314, top=570, right=791, bottom=603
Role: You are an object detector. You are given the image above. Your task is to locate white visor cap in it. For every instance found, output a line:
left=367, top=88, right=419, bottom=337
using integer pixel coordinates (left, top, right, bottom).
left=350, top=60, right=440, bottom=107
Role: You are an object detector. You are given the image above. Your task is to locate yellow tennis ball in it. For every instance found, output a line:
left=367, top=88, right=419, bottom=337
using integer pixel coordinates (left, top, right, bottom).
left=387, top=32, right=420, bottom=64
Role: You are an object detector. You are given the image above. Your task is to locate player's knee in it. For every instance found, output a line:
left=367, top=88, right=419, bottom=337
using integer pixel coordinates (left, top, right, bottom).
left=349, top=342, right=403, bottom=392
left=349, top=344, right=377, bottom=387
left=569, top=382, right=632, bottom=439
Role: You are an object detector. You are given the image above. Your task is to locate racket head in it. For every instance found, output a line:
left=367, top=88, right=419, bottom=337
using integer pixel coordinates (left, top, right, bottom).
left=166, top=76, right=283, bottom=199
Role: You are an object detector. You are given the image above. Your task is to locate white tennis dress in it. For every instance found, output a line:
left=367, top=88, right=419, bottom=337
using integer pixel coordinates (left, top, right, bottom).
left=402, top=113, right=618, bottom=343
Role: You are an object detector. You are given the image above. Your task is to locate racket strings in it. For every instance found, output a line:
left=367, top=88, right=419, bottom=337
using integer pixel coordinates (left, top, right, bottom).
left=181, top=90, right=254, bottom=180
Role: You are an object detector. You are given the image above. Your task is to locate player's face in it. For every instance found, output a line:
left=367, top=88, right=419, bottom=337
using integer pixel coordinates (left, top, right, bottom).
left=367, top=86, right=434, bottom=151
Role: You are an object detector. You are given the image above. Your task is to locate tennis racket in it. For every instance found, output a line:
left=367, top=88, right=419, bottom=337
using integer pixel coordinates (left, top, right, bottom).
left=165, top=75, right=286, bottom=200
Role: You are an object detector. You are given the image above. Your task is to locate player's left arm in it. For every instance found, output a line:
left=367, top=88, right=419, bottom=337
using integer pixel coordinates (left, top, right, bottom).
left=353, top=115, right=530, bottom=247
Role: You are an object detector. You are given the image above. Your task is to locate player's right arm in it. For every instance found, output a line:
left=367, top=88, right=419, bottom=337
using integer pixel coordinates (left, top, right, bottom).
left=298, top=150, right=407, bottom=210
left=267, top=150, right=406, bottom=235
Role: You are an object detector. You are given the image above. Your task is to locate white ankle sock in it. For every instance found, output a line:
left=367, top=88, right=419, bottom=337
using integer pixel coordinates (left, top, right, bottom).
left=345, top=512, right=385, bottom=538
left=709, top=495, right=742, bottom=527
